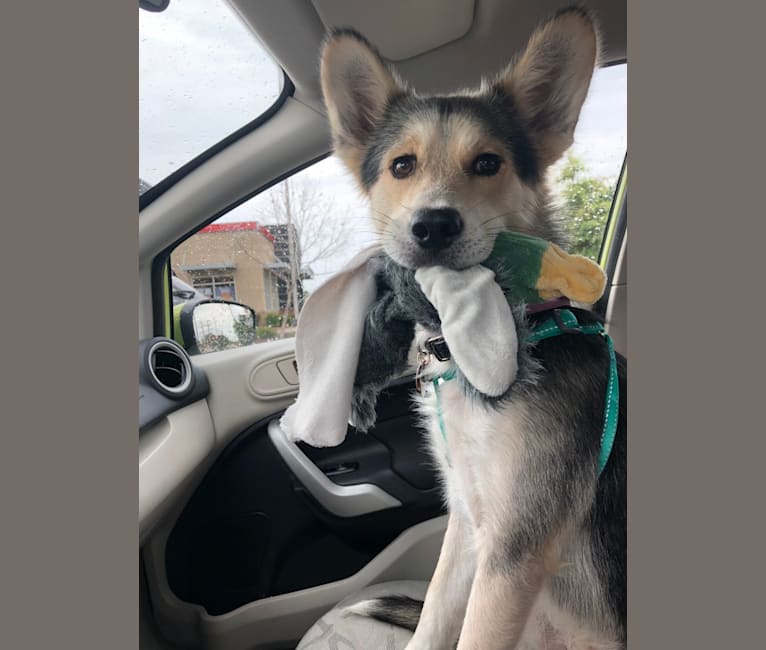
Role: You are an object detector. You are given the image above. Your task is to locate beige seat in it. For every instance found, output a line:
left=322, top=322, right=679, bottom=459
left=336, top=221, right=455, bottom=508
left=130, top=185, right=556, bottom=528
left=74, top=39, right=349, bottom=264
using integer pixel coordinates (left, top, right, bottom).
left=296, top=580, right=427, bottom=649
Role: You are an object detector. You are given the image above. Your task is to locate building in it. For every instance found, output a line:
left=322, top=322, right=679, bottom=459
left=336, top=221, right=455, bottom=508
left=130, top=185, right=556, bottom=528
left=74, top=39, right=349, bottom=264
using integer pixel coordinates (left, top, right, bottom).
left=171, top=221, right=282, bottom=314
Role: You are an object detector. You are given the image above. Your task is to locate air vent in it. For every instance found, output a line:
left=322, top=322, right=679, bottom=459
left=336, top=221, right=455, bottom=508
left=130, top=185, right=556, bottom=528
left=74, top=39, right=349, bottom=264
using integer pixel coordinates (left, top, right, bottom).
left=148, top=340, right=193, bottom=396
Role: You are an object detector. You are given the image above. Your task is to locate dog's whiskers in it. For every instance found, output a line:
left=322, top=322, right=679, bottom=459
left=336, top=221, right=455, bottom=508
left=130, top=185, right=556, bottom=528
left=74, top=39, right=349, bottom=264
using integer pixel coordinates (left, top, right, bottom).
left=370, top=208, right=394, bottom=221
left=480, top=211, right=514, bottom=226
left=464, top=197, right=489, bottom=214
left=396, top=199, right=418, bottom=212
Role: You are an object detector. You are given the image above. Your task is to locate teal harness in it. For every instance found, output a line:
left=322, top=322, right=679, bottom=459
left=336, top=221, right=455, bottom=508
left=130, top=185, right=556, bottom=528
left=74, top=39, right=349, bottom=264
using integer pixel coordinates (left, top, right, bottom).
left=428, top=308, right=619, bottom=478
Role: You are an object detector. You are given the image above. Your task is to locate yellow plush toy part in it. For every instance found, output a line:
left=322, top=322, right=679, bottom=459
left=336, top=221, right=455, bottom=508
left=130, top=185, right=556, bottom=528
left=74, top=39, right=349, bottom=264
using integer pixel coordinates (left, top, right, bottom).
left=536, top=241, right=606, bottom=303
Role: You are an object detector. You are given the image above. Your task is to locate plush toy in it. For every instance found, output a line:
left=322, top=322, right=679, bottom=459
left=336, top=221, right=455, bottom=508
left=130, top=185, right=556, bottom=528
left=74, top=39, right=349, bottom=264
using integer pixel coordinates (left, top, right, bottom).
left=280, top=231, right=606, bottom=448
left=486, top=231, right=608, bottom=304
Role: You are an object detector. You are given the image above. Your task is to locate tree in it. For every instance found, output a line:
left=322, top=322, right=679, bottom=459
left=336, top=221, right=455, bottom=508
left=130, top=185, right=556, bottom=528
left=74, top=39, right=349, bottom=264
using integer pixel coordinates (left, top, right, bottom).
left=199, top=333, right=234, bottom=354
left=224, top=177, right=350, bottom=330
left=260, top=178, right=350, bottom=323
left=556, top=154, right=616, bottom=261
left=232, top=313, right=256, bottom=347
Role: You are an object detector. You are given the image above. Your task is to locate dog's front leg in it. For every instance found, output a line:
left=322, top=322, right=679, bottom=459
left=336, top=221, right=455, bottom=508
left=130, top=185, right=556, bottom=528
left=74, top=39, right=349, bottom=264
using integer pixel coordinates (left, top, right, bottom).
left=406, top=511, right=476, bottom=650
left=455, top=542, right=547, bottom=650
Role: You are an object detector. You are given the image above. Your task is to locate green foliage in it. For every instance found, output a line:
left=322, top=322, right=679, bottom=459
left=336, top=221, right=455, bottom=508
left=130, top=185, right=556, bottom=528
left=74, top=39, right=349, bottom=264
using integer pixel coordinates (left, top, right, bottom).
left=256, top=326, right=278, bottom=340
left=200, top=334, right=233, bottom=353
left=556, top=154, right=616, bottom=261
left=232, top=313, right=256, bottom=347
left=259, top=312, right=297, bottom=328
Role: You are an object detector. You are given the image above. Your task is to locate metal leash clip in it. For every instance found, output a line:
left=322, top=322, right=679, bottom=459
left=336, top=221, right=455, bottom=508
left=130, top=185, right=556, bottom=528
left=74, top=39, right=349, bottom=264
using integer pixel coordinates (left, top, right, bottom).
left=415, top=336, right=451, bottom=393
left=415, top=348, right=431, bottom=394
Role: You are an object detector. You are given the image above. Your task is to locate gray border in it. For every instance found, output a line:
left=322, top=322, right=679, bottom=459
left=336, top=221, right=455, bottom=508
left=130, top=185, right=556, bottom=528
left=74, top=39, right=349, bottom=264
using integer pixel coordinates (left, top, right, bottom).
left=2, top=2, right=137, bottom=649
left=628, top=1, right=765, bottom=647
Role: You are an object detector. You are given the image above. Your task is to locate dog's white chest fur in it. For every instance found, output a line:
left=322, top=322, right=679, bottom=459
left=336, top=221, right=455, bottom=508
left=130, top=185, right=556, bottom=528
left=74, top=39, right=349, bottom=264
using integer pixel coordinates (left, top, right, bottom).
left=412, top=349, right=525, bottom=527
left=414, top=378, right=474, bottom=515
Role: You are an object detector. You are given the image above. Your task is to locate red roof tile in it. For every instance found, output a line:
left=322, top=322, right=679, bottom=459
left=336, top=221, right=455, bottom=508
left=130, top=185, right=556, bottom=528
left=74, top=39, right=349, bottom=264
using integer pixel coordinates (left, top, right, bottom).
left=200, top=221, right=275, bottom=242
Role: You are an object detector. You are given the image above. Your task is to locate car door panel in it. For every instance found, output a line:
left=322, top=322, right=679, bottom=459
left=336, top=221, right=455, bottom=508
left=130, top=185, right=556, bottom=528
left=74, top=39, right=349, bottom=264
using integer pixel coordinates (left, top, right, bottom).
left=139, top=400, right=216, bottom=543
left=138, top=325, right=445, bottom=648
left=139, top=339, right=299, bottom=544
left=192, top=339, right=299, bottom=442
left=159, top=378, right=444, bottom=617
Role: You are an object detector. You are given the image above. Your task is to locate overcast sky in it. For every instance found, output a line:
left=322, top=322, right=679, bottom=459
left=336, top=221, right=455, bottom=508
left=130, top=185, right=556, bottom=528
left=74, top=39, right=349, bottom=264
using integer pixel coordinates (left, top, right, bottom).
left=140, top=0, right=626, bottom=290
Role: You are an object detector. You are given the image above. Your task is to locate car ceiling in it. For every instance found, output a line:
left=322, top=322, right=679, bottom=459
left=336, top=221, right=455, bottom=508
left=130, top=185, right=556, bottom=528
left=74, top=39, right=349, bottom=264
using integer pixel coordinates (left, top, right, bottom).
left=230, top=0, right=626, bottom=114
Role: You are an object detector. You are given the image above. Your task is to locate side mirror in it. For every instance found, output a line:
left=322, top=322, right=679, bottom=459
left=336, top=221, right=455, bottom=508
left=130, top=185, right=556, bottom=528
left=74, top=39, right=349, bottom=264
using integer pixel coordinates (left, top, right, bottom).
left=174, top=299, right=258, bottom=354
left=139, top=0, right=170, bottom=12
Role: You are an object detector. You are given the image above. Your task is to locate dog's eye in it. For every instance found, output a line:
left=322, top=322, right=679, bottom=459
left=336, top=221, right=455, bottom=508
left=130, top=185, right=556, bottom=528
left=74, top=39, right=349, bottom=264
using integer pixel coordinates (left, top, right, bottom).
left=471, top=153, right=502, bottom=176
left=391, top=155, right=416, bottom=179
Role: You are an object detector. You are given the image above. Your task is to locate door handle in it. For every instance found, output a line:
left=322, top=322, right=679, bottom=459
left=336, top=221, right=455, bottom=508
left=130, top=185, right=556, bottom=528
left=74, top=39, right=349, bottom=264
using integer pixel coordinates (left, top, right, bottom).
left=267, top=420, right=401, bottom=517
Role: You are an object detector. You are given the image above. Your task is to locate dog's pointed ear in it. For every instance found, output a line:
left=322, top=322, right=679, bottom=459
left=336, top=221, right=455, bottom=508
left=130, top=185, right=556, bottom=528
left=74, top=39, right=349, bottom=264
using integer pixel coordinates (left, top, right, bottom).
left=320, top=29, right=405, bottom=180
left=498, top=8, right=599, bottom=168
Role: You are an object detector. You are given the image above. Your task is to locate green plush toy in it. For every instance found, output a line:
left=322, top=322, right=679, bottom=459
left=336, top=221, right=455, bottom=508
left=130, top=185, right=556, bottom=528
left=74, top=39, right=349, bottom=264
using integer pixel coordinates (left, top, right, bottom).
left=485, top=230, right=607, bottom=306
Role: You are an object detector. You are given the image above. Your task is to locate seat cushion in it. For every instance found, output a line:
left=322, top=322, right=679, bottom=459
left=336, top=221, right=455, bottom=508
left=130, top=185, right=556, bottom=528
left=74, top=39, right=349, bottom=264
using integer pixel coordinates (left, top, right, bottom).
left=297, top=580, right=428, bottom=650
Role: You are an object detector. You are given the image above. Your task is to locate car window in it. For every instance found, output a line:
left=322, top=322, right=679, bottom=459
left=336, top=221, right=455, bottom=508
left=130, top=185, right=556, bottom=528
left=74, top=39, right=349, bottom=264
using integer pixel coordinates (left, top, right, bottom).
left=139, top=0, right=283, bottom=188
left=170, top=63, right=626, bottom=355
left=170, top=157, right=373, bottom=352
left=552, top=62, right=627, bottom=260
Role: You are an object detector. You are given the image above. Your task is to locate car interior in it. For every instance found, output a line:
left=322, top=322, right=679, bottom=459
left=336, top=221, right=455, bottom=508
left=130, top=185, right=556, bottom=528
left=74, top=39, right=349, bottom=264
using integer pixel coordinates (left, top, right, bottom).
left=138, top=1, right=627, bottom=648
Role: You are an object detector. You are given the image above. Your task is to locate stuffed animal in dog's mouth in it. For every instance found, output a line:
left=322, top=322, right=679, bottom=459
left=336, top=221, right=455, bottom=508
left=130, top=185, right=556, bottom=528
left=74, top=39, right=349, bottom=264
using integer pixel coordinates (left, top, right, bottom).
left=281, top=230, right=606, bottom=448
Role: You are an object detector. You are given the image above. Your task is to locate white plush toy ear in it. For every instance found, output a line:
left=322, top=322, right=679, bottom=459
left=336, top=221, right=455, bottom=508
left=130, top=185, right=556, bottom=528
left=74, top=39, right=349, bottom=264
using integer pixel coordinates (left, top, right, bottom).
left=280, top=246, right=381, bottom=447
left=415, top=266, right=518, bottom=397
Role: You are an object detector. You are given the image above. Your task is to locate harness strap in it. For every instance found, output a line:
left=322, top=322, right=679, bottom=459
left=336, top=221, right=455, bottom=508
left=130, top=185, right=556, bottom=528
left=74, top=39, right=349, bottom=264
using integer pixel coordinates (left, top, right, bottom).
left=429, top=309, right=619, bottom=477
left=432, top=368, right=456, bottom=444
left=599, top=333, right=619, bottom=475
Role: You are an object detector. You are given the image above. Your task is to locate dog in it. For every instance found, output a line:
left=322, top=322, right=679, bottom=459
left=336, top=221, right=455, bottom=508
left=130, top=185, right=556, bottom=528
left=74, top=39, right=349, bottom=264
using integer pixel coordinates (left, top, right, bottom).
left=318, top=7, right=626, bottom=649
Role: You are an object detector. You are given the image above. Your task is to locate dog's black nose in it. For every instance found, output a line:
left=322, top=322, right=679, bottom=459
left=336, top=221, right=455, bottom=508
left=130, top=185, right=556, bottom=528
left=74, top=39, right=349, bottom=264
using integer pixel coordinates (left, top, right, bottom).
left=411, top=208, right=463, bottom=250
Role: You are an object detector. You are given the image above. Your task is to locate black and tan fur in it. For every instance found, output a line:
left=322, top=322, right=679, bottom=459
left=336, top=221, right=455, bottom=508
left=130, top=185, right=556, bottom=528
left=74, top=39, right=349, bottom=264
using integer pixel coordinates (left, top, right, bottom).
left=320, top=7, right=625, bottom=649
